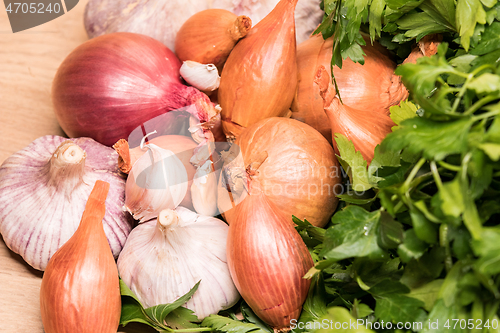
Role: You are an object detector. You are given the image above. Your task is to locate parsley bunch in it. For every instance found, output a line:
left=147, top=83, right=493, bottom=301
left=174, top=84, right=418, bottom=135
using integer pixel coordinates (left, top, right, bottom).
left=292, top=0, right=500, bottom=332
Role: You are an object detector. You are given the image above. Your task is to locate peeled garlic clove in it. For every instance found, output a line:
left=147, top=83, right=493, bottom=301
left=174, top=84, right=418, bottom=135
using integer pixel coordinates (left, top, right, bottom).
left=180, top=61, right=221, bottom=93
left=117, top=207, right=240, bottom=320
left=0, top=135, right=131, bottom=271
left=191, top=159, right=219, bottom=216
left=124, top=137, right=188, bottom=223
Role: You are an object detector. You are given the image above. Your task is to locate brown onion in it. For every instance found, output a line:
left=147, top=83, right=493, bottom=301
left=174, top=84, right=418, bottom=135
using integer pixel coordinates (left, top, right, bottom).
left=291, top=33, right=407, bottom=144
left=315, top=65, right=394, bottom=162
left=175, top=9, right=252, bottom=71
left=218, top=0, right=299, bottom=140
left=218, top=117, right=340, bottom=228
left=227, top=185, right=313, bottom=329
left=52, top=32, right=218, bottom=147
left=40, top=180, right=121, bottom=333
left=291, top=33, right=443, bottom=145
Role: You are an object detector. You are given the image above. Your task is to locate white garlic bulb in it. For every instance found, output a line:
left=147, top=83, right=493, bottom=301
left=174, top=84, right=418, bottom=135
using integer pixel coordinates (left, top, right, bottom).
left=124, top=134, right=188, bottom=223
left=180, top=61, right=221, bottom=93
left=117, top=207, right=240, bottom=319
left=0, top=135, right=132, bottom=271
left=191, top=159, right=219, bottom=216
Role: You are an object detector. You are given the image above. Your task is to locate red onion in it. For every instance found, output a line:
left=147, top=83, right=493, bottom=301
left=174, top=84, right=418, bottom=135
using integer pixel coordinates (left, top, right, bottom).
left=52, top=32, right=218, bottom=147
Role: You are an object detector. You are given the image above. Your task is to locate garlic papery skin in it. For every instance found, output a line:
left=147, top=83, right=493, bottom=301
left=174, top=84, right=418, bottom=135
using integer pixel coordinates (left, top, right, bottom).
left=191, top=159, right=219, bottom=216
left=117, top=207, right=240, bottom=320
left=0, top=135, right=132, bottom=271
left=124, top=139, right=188, bottom=223
left=180, top=61, right=221, bottom=93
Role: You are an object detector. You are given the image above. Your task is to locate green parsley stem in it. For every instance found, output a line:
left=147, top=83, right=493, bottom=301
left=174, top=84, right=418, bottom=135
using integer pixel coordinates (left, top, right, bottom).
left=430, top=161, right=444, bottom=192
left=437, top=160, right=462, bottom=172
left=402, top=158, right=426, bottom=195
left=161, top=328, right=213, bottom=332
left=472, top=108, right=500, bottom=121
left=463, top=93, right=500, bottom=116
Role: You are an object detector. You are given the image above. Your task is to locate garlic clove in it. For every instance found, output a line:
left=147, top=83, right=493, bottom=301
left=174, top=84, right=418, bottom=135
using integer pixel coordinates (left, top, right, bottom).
left=124, top=141, right=188, bottom=223
left=191, top=159, right=219, bottom=217
left=180, top=60, right=221, bottom=93
left=117, top=207, right=240, bottom=320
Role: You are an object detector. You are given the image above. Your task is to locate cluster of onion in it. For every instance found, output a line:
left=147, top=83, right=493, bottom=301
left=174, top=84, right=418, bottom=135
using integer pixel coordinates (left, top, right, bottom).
left=174, top=0, right=342, bottom=329
left=43, top=0, right=443, bottom=329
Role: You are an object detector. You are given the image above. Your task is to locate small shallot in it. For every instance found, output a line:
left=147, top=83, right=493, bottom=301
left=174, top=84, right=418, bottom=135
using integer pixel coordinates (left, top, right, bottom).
left=218, top=117, right=340, bottom=227
left=40, top=180, right=121, bottom=333
left=218, top=0, right=299, bottom=140
left=227, top=185, right=313, bottom=329
left=175, top=9, right=252, bottom=70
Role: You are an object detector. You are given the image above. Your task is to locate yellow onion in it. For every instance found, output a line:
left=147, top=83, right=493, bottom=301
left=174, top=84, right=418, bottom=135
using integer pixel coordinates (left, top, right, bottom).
left=113, top=134, right=198, bottom=210
left=40, top=180, right=121, bottom=333
left=218, top=0, right=299, bottom=140
left=227, top=185, right=313, bottom=329
left=218, top=117, right=341, bottom=228
left=291, top=33, right=408, bottom=144
left=175, top=9, right=252, bottom=71
left=315, top=65, right=394, bottom=162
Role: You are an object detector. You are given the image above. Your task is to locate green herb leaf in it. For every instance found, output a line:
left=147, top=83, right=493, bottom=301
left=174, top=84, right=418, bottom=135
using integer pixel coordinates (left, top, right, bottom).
left=201, top=315, right=269, bottom=333
left=143, top=281, right=201, bottom=327
left=456, top=0, right=487, bottom=50
left=382, top=117, right=473, bottom=161
left=320, top=206, right=384, bottom=262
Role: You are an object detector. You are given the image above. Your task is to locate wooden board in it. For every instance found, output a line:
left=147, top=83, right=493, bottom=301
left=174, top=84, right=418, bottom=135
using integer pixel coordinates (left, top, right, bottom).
left=0, top=2, right=155, bottom=332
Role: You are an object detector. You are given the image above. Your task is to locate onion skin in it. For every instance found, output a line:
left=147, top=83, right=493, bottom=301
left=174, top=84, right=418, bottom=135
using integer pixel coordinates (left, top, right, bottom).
left=175, top=9, right=252, bottom=71
left=218, top=117, right=340, bottom=227
left=291, top=33, right=408, bottom=144
left=52, top=32, right=217, bottom=147
left=218, top=0, right=299, bottom=140
left=40, top=180, right=121, bottom=333
left=227, top=187, right=313, bottom=329
left=315, top=66, right=394, bottom=162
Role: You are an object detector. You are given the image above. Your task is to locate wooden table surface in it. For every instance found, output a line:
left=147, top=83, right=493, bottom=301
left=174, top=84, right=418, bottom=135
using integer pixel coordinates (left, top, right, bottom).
left=0, top=2, right=155, bottom=332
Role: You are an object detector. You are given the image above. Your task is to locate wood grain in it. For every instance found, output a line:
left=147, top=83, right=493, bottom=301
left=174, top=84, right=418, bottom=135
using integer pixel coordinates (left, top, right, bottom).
left=0, top=2, right=155, bottom=332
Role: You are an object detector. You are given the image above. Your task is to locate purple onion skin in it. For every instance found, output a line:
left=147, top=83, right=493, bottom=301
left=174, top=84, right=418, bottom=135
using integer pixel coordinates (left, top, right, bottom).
left=52, top=32, right=213, bottom=147
left=0, top=135, right=133, bottom=271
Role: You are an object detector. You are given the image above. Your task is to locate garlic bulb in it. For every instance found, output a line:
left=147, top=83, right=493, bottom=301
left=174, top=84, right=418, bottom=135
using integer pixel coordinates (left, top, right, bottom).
left=191, top=159, right=219, bottom=216
left=124, top=134, right=188, bottom=223
left=0, top=135, right=132, bottom=271
left=117, top=207, right=240, bottom=319
left=180, top=61, right=221, bottom=93
left=84, top=0, right=323, bottom=52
